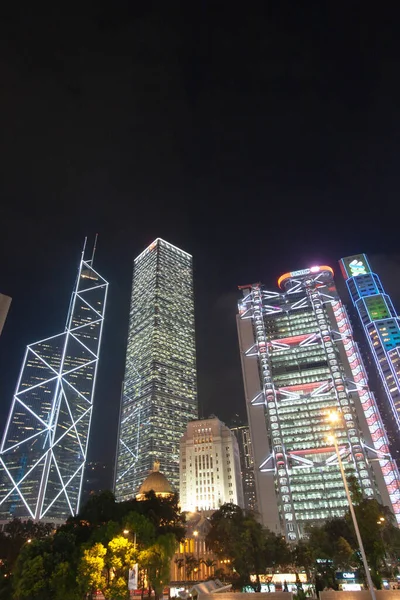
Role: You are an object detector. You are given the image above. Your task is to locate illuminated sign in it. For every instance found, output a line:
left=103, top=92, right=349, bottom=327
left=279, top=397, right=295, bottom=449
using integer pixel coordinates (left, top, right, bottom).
left=336, top=572, right=359, bottom=580
left=290, top=268, right=313, bottom=277
left=278, top=266, right=334, bottom=288
left=340, top=254, right=371, bottom=279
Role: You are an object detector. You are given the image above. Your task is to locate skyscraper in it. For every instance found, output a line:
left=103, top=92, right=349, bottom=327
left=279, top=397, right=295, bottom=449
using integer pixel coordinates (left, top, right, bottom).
left=237, top=265, right=400, bottom=541
left=0, top=293, right=11, bottom=336
left=115, top=238, right=197, bottom=500
left=179, top=417, right=244, bottom=512
left=340, top=254, right=400, bottom=455
left=0, top=241, right=108, bottom=522
left=230, top=423, right=257, bottom=512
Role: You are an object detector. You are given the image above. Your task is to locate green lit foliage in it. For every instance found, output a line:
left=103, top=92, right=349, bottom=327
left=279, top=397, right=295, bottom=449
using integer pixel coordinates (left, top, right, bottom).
left=206, top=503, right=290, bottom=590
left=11, top=490, right=184, bottom=599
left=293, top=495, right=400, bottom=592
left=0, top=518, right=53, bottom=579
left=139, top=533, right=177, bottom=600
left=12, top=532, right=81, bottom=600
left=77, top=542, right=107, bottom=596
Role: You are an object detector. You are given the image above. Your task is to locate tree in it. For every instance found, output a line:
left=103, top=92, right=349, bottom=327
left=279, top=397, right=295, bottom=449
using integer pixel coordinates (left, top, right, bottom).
left=0, top=518, right=53, bottom=579
left=139, top=533, right=176, bottom=600
left=13, top=553, right=47, bottom=599
left=78, top=542, right=107, bottom=598
left=201, top=558, right=217, bottom=578
left=206, top=503, right=269, bottom=590
left=13, top=532, right=81, bottom=600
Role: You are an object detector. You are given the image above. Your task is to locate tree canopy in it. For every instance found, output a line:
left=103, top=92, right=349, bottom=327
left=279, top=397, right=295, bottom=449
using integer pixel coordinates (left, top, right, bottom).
left=11, top=490, right=184, bottom=600
left=206, top=503, right=291, bottom=590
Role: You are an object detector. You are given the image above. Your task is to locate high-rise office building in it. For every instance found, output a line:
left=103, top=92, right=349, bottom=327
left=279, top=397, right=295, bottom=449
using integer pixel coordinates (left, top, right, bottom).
left=0, top=294, right=11, bottom=336
left=115, top=239, right=197, bottom=500
left=237, top=265, right=400, bottom=541
left=0, top=241, right=108, bottom=522
left=179, top=417, right=244, bottom=512
left=340, top=254, right=400, bottom=454
left=230, top=424, right=257, bottom=512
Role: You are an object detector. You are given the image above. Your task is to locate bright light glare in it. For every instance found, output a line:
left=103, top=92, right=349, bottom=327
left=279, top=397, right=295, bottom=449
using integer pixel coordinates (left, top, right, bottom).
left=327, top=435, right=335, bottom=443
left=123, top=529, right=129, bottom=534
left=328, top=411, right=340, bottom=423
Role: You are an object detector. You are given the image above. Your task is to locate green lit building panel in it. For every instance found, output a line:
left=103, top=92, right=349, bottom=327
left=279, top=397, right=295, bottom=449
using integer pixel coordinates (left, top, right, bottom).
left=364, top=295, right=391, bottom=321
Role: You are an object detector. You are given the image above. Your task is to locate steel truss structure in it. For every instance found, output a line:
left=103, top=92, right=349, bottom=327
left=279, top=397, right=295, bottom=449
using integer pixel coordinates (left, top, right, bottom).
left=238, top=266, right=400, bottom=541
left=0, top=240, right=108, bottom=522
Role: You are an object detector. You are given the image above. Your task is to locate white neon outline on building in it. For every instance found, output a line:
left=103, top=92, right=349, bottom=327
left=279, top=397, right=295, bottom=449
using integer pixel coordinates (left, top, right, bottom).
left=0, top=238, right=108, bottom=521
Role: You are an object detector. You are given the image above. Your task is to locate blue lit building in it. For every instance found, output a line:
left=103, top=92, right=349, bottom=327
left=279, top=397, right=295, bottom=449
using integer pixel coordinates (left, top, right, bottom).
left=340, top=254, right=400, bottom=443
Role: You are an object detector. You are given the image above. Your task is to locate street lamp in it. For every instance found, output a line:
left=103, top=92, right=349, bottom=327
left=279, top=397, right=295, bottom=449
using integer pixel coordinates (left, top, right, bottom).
left=123, top=529, right=137, bottom=550
left=377, top=518, right=387, bottom=564
left=327, top=412, right=376, bottom=600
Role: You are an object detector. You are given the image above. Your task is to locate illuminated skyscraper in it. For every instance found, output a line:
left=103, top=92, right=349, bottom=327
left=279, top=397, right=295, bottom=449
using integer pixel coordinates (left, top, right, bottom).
left=115, top=238, right=197, bottom=499
left=0, top=241, right=108, bottom=522
left=179, top=417, right=244, bottom=512
left=237, top=265, right=400, bottom=541
left=340, top=254, right=400, bottom=456
left=0, top=293, right=11, bottom=336
left=230, top=424, right=257, bottom=512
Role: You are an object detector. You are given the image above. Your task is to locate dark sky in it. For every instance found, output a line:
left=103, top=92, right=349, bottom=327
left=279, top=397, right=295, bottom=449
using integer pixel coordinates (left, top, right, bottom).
left=1, top=4, right=400, bottom=487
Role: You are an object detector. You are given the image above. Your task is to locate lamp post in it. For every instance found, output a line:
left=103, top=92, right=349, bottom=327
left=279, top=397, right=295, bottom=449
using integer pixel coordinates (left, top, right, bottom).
left=123, top=529, right=137, bottom=550
left=328, top=412, right=376, bottom=600
left=377, top=517, right=388, bottom=566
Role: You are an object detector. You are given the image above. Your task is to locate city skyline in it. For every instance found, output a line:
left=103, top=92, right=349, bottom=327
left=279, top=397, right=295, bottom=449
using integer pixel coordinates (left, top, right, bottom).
left=2, top=2, right=400, bottom=496
left=114, top=238, right=198, bottom=500
left=0, top=241, right=108, bottom=522
left=237, top=265, right=400, bottom=540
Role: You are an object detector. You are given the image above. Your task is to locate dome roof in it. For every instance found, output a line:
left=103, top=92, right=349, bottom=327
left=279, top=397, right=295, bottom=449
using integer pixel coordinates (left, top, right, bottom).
left=137, top=461, right=173, bottom=495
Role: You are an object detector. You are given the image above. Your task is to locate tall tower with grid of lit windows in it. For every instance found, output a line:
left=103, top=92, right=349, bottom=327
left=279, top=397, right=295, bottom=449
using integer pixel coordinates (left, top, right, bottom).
left=340, top=254, right=400, bottom=459
left=115, top=239, right=197, bottom=500
left=237, top=265, right=400, bottom=540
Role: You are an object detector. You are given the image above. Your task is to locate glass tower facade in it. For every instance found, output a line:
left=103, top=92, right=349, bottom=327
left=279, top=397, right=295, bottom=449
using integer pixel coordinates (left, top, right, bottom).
left=0, top=242, right=108, bottom=522
left=115, top=238, right=197, bottom=500
left=340, top=254, right=400, bottom=457
left=237, top=265, right=400, bottom=541
left=230, top=425, right=257, bottom=512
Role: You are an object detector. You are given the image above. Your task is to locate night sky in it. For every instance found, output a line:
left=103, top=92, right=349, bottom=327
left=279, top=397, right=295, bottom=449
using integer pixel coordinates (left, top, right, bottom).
left=1, top=4, right=400, bottom=488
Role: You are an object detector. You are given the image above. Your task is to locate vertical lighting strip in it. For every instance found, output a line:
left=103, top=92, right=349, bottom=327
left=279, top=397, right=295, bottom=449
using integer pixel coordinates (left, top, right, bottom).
left=332, top=300, right=400, bottom=523
left=0, top=243, right=108, bottom=521
left=248, top=284, right=298, bottom=542
left=305, top=281, right=372, bottom=496
left=340, top=255, right=400, bottom=436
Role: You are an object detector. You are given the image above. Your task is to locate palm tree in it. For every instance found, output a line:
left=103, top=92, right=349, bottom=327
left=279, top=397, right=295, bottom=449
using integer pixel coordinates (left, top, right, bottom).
left=201, top=558, right=217, bottom=578
left=185, top=554, right=197, bottom=580
left=174, top=557, right=185, bottom=581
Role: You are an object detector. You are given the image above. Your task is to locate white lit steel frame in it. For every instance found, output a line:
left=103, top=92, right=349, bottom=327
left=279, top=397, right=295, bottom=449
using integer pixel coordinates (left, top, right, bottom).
left=238, top=268, right=400, bottom=540
left=0, top=240, right=108, bottom=521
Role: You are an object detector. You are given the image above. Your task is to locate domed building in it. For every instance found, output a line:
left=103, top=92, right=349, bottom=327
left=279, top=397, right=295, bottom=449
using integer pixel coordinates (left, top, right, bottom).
left=136, top=460, right=174, bottom=501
